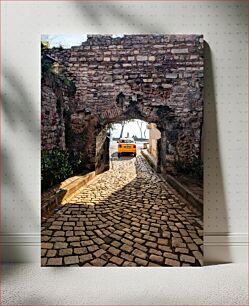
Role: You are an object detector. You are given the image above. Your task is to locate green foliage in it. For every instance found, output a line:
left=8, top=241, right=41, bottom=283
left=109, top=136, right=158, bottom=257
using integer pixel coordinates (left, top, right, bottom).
left=41, top=149, right=88, bottom=190
left=41, top=58, right=53, bottom=74
left=57, top=73, right=76, bottom=96
left=173, top=157, right=203, bottom=180
left=41, top=149, right=73, bottom=190
left=41, top=41, right=49, bottom=49
left=68, top=151, right=86, bottom=174
left=41, top=57, right=76, bottom=95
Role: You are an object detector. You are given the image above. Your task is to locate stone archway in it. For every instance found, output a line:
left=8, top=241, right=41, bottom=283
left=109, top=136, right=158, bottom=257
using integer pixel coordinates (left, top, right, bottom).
left=42, top=34, right=204, bottom=179
left=92, top=94, right=179, bottom=175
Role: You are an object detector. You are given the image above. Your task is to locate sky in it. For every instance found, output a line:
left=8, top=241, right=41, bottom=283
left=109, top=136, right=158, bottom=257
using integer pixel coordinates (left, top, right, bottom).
left=110, top=120, right=149, bottom=139
left=41, top=34, right=124, bottom=48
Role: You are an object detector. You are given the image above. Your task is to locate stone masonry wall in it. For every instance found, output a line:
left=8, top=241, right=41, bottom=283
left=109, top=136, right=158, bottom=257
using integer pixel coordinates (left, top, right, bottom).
left=95, top=127, right=110, bottom=175
left=41, top=57, right=77, bottom=151
left=41, top=73, right=67, bottom=151
left=42, top=34, right=204, bottom=173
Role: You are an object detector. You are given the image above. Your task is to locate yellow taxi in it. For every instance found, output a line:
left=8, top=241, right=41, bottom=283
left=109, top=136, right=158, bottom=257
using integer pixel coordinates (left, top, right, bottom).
left=117, top=138, right=137, bottom=157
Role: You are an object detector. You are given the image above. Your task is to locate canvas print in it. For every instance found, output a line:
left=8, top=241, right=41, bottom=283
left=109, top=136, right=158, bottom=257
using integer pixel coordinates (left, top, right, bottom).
left=41, top=34, right=204, bottom=267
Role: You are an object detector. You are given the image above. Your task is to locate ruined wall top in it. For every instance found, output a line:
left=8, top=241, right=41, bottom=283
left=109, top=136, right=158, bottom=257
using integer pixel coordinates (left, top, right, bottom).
left=44, top=34, right=204, bottom=126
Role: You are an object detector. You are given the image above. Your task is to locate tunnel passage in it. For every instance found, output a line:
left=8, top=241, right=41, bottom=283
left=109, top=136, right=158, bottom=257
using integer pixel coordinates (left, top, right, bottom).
left=41, top=34, right=204, bottom=178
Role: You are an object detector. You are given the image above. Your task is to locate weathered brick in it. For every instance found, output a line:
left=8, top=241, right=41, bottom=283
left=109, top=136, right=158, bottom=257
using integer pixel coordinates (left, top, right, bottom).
left=110, top=256, right=124, bottom=265
left=193, top=251, right=202, bottom=260
left=41, top=243, right=53, bottom=249
left=74, top=247, right=87, bottom=255
left=64, top=256, right=79, bottom=265
left=47, top=258, right=63, bottom=266
left=171, top=48, right=189, bottom=54
left=67, top=236, right=80, bottom=242
left=175, top=247, right=189, bottom=254
left=94, top=249, right=106, bottom=257
left=122, top=261, right=137, bottom=267
left=121, top=244, right=133, bottom=253
left=54, top=242, right=68, bottom=249
left=47, top=250, right=57, bottom=257
left=50, top=237, right=65, bottom=242
left=149, top=254, right=164, bottom=264
left=163, top=252, right=178, bottom=260
left=137, top=55, right=148, bottom=61
left=41, top=258, right=47, bottom=266
left=108, top=246, right=121, bottom=256
left=120, top=252, right=134, bottom=262
left=54, top=231, right=65, bottom=237
left=79, top=254, right=93, bottom=263
left=132, top=249, right=147, bottom=259
left=135, top=257, right=148, bottom=266
left=180, top=254, right=195, bottom=263
left=165, top=258, right=180, bottom=267
left=90, top=258, right=106, bottom=266
left=81, top=240, right=94, bottom=247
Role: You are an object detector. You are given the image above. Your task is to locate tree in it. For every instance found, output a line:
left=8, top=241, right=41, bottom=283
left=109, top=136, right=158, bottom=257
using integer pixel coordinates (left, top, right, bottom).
left=108, top=123, right=115, bottom=131
left=136, top=120, right=144, bottom=139
left=119, top=121, right=126, bottom=138
left=118, top=119, right=134, bottom=138
left=144, top=128, right=147, bottom=139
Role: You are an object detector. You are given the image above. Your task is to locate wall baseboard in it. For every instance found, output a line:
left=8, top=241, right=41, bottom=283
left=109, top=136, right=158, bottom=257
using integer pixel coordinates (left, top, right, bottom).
left=1, top=232, right=248, bottom=263
left=204, top=233, right=248, bottom=264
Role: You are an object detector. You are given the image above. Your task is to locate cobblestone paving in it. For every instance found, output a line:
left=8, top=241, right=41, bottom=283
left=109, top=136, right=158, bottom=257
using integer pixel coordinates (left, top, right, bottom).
left=41, top=156, right=203, bottom=267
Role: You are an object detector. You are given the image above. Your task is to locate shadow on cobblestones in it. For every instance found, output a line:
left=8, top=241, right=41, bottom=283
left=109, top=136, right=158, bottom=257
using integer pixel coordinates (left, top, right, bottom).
left=41, top=156, right=203, bottom=267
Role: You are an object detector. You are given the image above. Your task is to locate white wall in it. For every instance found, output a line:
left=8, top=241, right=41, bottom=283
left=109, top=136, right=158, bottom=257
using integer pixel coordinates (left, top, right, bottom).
left=1, top=1, right=248, bottom=263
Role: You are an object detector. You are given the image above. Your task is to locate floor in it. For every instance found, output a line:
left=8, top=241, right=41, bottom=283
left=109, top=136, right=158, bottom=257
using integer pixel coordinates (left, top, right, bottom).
left=2, top=263, right=248, bottom=305
left=41, top=155, right=203, bottom=267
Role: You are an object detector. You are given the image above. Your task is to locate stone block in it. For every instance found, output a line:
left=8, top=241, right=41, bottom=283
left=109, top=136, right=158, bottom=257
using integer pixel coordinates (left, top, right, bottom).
left=79, top=254, right=93, bottom=263
left=149, top=254, right=164, bottom=264
left=132, top=249, right=147, bottom=259
left=94, top=249, right=106, bottom=258
left=54, top=242, right=68, bottom=249
left=165, top=258, right=180, bottom=266
left=108, top=246, right=121, bottom=256
left=47, top=258, right=63, bottom=266
left=166, top=73, right=177, bottom=79
left=64, top=256, right=79, bottom=265
left=180, top=254, right=195, bottom=263
left=90, top=258, right=106, bottom=266
left=137, top=55, right=148, bottom=61
left=110, top=256, right=124, bottom=265
left=41, top=243, right=53, bottom=249
left=171, top=48, right=189, bottom=54
left=135, top=257, right=148, bottom=266
left=74, top=247, right=88, bottom=255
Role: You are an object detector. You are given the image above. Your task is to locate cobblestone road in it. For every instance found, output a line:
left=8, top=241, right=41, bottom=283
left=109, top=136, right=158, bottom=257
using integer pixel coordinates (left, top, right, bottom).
left=41, top=156, right=203, bottom=267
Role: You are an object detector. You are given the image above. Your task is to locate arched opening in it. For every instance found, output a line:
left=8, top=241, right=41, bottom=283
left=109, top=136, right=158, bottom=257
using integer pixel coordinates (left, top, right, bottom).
left=95, top=118, right=152, bottom=174
left=109, top=119, right=149, bottom=159
left=91, top=88, right=177, bottom=176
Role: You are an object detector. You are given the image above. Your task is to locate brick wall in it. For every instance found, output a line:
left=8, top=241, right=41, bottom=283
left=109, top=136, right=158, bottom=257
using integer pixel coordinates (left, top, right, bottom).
left=41, top=63, right=76, bottom=151
left=42, top=34, right=204, bottom=173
